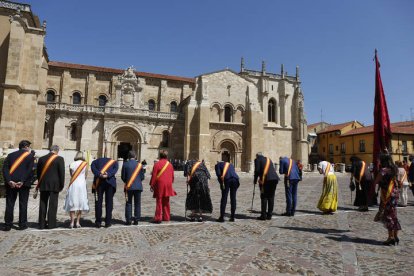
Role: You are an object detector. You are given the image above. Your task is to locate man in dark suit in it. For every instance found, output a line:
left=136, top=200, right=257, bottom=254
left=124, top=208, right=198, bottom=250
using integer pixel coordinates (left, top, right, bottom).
left=2, top=140, right=35, bottom=231
left=91, top=155, right=118, bottom=228
left=121, top=151, right=145, bottom=225
left=36, top=145, right=65, bottom=229
left=215, top=161, right=240, bottom=222
left=254, top=153, right=279, bottom=220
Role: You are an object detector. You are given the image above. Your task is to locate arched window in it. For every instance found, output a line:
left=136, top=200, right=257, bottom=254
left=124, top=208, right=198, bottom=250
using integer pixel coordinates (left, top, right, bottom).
left=98, top=95, right=107, bottom=106
left=148, top=99, right=155, bottom=111
left=268, top=99, right=276, bottom=122
left=72, top=92, right=81, bottom=105
left=46, top=90, right=55, bottom=103
left=170, top=101, right=177, bottom=112
left=70, top=123, right=77, bottom=141
left=161, top=130, right=169, bottom=147
left=224, top=105, right=232, bottom=122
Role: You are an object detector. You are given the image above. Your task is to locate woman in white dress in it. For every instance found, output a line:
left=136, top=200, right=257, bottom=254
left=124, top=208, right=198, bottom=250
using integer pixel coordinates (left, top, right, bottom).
left=397, top=161, right=409, bottom=207
left=64, top=151, right=89, bottom=228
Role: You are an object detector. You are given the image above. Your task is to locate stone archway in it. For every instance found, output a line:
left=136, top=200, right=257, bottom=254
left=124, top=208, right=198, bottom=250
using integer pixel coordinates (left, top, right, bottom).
left=109, top=126, right=142, bottom=161
left=219, top=140, right=237, bottom=167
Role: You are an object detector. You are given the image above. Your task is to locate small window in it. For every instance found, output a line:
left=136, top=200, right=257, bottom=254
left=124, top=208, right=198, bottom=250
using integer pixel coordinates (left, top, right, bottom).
left=98, top=95, right=107, bottom=107
left=148, top=99, right=155, bottom=111
left=329, top=144, right=333, bottom=154
left=170, top=101, right=177, bottom=112
left=268, top=99, right=276, bottom=122
left=70, top=123, right=77, bottom=141
left=72, top=92, right=81, bottom=105
left=46, top=90, right=55, bottom=103
left=402, top=141, right=408, bottom=153
left=340, top=143, right=346, bottom=154
left=224, top=105, right=232, bottom=122
left=359, top=140, right=366, bottom=152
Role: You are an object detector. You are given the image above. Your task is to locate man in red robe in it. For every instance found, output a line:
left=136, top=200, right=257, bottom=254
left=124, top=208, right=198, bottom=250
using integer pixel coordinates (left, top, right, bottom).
left=150, top=150, right=176, bottom=223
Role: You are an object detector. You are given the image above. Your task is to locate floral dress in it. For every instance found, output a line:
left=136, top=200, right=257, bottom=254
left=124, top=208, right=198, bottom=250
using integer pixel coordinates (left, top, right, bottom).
left=379, top=168, right=401, bottom=231
left=184, top=160, right=213, bottom=213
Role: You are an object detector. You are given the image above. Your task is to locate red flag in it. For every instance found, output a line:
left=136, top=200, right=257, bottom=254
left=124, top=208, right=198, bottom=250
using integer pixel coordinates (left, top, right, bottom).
left=373, top=49, right=392, bottom=175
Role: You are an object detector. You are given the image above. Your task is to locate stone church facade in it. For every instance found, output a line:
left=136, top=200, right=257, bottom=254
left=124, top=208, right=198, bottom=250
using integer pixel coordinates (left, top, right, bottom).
left=0, top=1, right=308, bottom=172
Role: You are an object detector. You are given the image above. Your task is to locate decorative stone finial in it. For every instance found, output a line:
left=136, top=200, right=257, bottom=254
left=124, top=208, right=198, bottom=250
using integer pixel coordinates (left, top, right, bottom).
left=261, top=60, right=266, bottom=74
left=240, top=57, right=245, bottom=72
left=281, top=64, right=285, bottom=79
left=42, top=20, right=47, bottom=29
left=296, top=66, right=300, bottom=81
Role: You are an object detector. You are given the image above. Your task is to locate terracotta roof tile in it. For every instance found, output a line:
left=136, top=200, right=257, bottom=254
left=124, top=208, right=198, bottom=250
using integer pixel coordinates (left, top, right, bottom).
left=48, top=61, right=195, bottom=84
left=317, top=121, right=362, bottom=134
left=341, top=122, right=414, bottom=136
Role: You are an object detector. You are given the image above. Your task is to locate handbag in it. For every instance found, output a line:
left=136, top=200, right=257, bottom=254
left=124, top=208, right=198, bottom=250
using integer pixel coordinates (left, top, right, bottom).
left=374, top=209, right=384, bottom=222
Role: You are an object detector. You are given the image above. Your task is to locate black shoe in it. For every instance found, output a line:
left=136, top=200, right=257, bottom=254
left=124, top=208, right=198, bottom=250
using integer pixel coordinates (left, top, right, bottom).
left=125, top=221, right=132, bottom=226
left=395, top=237, right=400, bottom=245
left=151, top=220, right=161, bottom=224
left=229, top=217, right=235, bottom=222
left=383, top=238, right=395, bottom=246
left=133, top=220, right=139, bottom=225
left=189, top=217, right=196, bottom=222
left=3, top=226, right=11, bottom=231
left=95, top=223, right=102, bottom=228
left=216, top=217, right=225, bottom=223
left=105, top=223, right=112, bottom=228
left=266, top=216, right=272, bottom=220
left=257, top=216, right=266, bottom=221
left=281, top=212, right=290, bottom=216
left=18, top=225, right=28, bottom=231
left=197, top=217, right=203, bottom=222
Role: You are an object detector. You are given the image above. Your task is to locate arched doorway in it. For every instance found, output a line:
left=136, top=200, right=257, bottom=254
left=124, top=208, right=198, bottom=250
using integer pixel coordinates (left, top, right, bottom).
left=219, top=140, right=236, bottom=166
left=110, top=127, right=141, bottom=161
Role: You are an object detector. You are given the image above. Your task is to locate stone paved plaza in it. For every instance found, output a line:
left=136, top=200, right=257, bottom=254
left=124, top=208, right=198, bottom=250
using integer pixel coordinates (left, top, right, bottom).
left=1, top=172, right=413, bottom=275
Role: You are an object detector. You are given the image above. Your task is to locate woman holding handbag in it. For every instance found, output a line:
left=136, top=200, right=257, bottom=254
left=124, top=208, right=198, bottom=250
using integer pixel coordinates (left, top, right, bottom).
left=373, top=154, right=401, bottom=246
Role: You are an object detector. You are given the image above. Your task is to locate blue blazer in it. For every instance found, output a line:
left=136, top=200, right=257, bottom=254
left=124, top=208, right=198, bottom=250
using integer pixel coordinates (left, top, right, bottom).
left=254, top=155, right=279, bottom=184
left=215, top=162, right=239, bottom=185
left=91, top=158, right=118, bottom=189
left=279, top=157, right=301, bottom=181
left=121, top=160, right=145, bottom=191
left=2, top=149, right=35, bottom=188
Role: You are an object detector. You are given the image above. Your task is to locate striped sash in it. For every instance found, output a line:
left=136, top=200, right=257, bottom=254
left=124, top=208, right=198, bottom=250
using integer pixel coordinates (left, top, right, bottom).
left=125, top=163, right=143, bottom=190
left=260, top=158, right=271, bottom=193
left=9, top=151, right=30, bottom=175
left=357, top=161, right=366, bottom=183
left=189, top=161, right=202, bottom=181
left=380, top=179, right=395, bottom=209
left=156, top=161, right=170, bottom=180
left=92, top=159, right=116, bottom=190
left=36, top=154, right=58, bottom=189
left=325, top=162, right=331, bottom=177
left=68, top=161, right=87, bottom=190
left=287, top=159, right=293, bottom=177
left=220, top=162, right=230, bottom=189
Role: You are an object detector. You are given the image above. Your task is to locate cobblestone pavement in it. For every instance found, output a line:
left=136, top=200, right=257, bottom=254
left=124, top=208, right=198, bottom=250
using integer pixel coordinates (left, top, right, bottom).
left=1, top=172, right=413, bottom=275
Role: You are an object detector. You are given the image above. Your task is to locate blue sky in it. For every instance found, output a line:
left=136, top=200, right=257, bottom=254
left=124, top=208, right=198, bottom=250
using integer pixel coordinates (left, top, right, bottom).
left=24, top=0, right=414, bottom=125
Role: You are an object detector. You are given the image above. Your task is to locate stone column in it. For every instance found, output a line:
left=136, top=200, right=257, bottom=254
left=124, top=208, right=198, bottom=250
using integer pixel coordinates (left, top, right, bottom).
left=86, top=73, right=96, bottom=105
left=159, top=80, right=167, bottom=112
left=52, top=114, right=66, bottom=148
left=197, top=78, right=210, bottom=166
left=80, top=116, right=93, bottom=151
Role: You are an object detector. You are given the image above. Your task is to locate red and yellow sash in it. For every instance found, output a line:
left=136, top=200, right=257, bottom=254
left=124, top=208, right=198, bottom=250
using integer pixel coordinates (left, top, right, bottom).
left=380, top=179, right=395, bottom=208
left=260, top=158, right=271, bottom=193
left=220, top=162, right=230, bottom=189
left=92, top=159, right=116, bottom=189
left=156, top=161, right=170, bottom=180
left=325, top=162, right=331, bottom=177
left=9, top=151, right=30, bottom=175
left=357, top=161, right=366, bottom=183
left=36, top=154, right=58, bottom=189
left=401, top=171, right=407, bottom=183
left=287, top=159, right=293, bottom=177
left=68, top=161, right=87, bottom=190
left=125, top=163, right=143, bottom=191
left=189, top=161, right=202, bottom=181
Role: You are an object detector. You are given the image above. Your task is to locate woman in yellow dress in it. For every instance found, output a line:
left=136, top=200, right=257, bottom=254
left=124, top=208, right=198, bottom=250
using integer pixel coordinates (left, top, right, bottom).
left=317, top=161, right=338, bottom=214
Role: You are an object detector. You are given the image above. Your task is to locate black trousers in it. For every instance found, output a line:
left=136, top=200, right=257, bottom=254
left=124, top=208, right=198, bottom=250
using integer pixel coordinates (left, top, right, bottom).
left=95, top=182, right=115, bottom=225
left=220, top=179, right=239, bottom=217
left=39, top=191, right=59, bottom=229
left=260, top=180, right=278, bottom=218
left=5, top=187, right=30, bottom=227
left=125, top=190, right=142, bottom=223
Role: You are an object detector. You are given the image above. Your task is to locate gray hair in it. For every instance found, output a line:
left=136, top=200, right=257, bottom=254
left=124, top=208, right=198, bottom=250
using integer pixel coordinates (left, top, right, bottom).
left=256, top=152, right=263, bottom=157
left=74, top=151, right=85, bottom=161
left=50, top=145, right=60, bottom=153
left=128, top=150, right=136, bottom=159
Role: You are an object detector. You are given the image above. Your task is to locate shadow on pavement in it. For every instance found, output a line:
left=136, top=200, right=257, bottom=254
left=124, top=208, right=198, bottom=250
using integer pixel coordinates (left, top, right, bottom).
left=277, top=226, right=350, bottom=235
left=326, top=235, right=383, bottom=246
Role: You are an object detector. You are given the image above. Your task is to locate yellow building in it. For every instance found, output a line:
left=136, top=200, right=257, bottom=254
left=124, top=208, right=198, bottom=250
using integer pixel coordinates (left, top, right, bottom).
left=314, top=120, right=414, bottom=166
